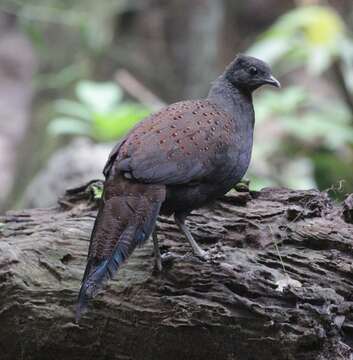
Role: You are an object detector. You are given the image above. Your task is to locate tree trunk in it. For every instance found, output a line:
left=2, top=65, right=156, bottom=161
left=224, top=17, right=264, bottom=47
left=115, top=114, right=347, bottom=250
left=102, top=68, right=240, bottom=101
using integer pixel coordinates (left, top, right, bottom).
left=0, top=12, right=36, bottom=212
left=1, top=182, right=353, bottom=360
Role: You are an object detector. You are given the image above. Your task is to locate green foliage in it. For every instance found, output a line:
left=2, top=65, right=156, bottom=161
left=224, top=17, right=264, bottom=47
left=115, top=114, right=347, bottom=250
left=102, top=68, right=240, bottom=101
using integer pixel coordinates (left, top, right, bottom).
left=92, top=184, right=103, bottom=200
left=5, top=0, right=131, bottom=53
left=248, top=5, right=351, bottom=76
left=48, top=81, right=151, bottom=142
left=256, top=87, right=353, bottom=149
left=251, top=86, right=353, bottom=195
left=7, top=0, right=138, bottom=93
left=247, top=5, right=353, bottom=196
left=313, top=153, right=353, bottom=194
left=250, top=85, right=353, bottom=194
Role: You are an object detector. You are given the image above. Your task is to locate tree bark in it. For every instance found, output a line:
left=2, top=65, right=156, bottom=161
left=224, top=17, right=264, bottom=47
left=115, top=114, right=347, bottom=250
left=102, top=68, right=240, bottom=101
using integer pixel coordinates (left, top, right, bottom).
left=1, top=182, right=353, bottom=360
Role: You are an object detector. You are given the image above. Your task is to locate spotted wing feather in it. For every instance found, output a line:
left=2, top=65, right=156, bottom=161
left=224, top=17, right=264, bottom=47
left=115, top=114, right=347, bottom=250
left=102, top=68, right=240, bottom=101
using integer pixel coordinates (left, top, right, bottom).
left=110, top=100, right=237, bottom=185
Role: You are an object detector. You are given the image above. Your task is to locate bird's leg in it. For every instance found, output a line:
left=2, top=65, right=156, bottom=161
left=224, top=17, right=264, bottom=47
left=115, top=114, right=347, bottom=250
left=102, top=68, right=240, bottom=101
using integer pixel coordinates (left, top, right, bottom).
left=174, top=214, right=207, bottom=259
left=152, top=231, right=163, bottom=272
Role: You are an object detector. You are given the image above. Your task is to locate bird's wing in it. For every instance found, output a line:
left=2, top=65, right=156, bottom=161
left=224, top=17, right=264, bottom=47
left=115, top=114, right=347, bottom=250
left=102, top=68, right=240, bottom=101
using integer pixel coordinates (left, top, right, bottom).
left=103, top=140, right=124, bottom=177
left=107, top=100, right=236, bottom=185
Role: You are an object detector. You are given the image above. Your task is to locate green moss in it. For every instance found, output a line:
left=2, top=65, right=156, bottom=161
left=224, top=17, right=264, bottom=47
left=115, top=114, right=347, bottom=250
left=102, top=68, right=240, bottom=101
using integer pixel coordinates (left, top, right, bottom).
left=92, top=185, right=103, bottom=200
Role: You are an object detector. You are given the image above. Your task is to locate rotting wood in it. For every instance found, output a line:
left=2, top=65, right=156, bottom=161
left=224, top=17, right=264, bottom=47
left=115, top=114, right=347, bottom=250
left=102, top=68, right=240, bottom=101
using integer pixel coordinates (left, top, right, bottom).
left=1, top=182, right=353, bottom=360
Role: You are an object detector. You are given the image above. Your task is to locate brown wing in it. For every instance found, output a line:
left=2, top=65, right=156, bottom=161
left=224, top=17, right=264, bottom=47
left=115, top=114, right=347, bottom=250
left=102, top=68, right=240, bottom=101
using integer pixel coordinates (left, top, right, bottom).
left=108, top=100, right=237, bottom=185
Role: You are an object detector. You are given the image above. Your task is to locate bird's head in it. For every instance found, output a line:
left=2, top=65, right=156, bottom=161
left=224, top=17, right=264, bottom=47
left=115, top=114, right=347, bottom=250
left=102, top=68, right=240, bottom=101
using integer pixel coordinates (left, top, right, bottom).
left=224, top=54, right=280, bottom=92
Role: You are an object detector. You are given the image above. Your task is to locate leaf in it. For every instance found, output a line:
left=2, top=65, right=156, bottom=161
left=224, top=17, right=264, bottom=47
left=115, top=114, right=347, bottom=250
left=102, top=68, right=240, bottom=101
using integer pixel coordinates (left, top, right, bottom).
left=76, top=81, right=123, bottom=113
left=254, top=86, right=307, bottom=120
left=92, top=185, right=103, bottom=199
left=303, top=7, right=344, bottom=46
left=54, top=100, right=91, bottom=121
left=248, top=175, right=275, bottom=191
left=36, top=63, right=86, bottom=90
left=48, top=117, right=91, bottom=136
left=248, top=5, right=346, bottom=74
left=92, top=103, right=151, bottom=141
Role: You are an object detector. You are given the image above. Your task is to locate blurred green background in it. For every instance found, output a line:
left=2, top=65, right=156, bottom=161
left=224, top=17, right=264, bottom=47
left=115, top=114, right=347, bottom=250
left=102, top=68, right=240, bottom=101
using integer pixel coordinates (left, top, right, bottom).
left=0, top=0, right=352, bottom=212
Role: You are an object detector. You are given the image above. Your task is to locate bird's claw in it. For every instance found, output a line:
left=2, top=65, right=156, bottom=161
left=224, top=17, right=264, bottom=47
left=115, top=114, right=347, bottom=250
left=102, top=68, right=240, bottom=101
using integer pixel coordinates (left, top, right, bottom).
left=194, top=246, right=226, bottom=263
left=154, top=248, right=225, bottom=271
left=156, top=252, right=183, bottom=269
left=194, top=249, right=210, bottom=261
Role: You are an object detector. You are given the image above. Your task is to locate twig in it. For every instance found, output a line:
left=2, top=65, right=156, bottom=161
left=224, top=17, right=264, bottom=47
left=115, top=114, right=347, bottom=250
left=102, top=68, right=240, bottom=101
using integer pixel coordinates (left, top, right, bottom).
left=268, top=224, right=288, bottom=276
left=115, top=69, right=166, bottom=111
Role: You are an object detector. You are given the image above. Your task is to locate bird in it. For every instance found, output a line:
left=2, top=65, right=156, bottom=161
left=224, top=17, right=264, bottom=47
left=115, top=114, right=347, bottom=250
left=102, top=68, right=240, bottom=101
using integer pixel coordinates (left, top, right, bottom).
left=76, top=54, right=280, bottom=320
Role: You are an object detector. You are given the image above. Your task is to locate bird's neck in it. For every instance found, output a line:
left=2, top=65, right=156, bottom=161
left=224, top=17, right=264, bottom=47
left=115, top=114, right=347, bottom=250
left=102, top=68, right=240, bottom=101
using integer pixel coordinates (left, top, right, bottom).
left=207, top=76, right=255, bottom=128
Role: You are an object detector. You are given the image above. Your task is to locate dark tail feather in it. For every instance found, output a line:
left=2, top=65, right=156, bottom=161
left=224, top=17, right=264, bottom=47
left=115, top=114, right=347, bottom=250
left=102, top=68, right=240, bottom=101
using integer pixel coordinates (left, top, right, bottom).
left=75, top=200, right=162, bottom=322
left=76, top=258, right=109, bottom=322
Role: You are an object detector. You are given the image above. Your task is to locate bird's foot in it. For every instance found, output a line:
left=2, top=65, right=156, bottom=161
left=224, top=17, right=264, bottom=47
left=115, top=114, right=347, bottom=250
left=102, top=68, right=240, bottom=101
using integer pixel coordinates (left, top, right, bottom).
left=153, top=252, right=183, bottom=272
left=193, top=248, right=209, bottom=261
left=193, top=245, right=226, bottom=263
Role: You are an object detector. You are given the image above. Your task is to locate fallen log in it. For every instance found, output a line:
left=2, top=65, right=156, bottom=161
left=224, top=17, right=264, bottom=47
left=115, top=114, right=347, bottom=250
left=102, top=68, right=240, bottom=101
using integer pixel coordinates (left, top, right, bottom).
left=1, top=182, right=353, bottom=360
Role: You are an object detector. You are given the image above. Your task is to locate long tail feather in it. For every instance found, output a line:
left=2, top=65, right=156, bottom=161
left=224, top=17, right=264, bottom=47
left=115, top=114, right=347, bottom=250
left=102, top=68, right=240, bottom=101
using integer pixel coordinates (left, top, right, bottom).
left=76, top=178, right=164, bottom=321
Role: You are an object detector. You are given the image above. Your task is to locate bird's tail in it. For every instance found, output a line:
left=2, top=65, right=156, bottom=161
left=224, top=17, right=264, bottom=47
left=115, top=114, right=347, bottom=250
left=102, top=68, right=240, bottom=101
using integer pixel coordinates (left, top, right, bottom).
left=76, top=176, right=165, bottom=321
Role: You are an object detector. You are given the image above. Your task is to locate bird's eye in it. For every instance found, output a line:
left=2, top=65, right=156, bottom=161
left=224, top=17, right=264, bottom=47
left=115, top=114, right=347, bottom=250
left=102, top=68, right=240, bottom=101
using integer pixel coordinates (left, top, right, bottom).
left=249, top=66, right=258, bottom=75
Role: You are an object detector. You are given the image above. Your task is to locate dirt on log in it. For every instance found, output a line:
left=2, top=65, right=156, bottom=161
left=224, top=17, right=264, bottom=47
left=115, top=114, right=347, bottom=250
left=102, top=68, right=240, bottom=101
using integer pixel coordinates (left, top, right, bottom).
left=1, top=182, right=353, bottom=360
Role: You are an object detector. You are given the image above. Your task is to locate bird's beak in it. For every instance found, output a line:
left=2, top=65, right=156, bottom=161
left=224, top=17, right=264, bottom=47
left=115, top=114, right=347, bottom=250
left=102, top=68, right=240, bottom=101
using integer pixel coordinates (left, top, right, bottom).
left=265, top=75, right=281, bottom=88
